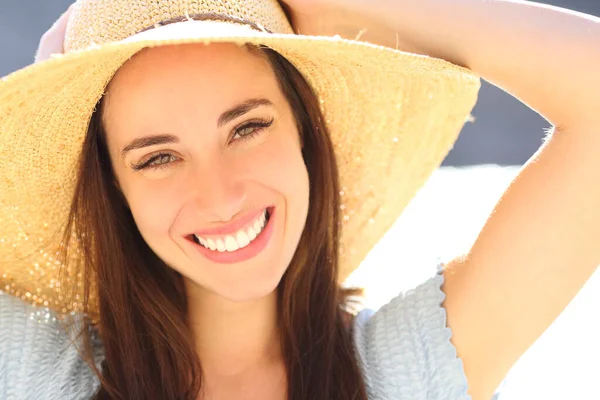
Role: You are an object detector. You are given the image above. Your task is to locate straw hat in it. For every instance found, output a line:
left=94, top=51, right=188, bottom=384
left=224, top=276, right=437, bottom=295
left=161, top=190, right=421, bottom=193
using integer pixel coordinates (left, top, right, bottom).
left=0, top=0, right=480, bottom=321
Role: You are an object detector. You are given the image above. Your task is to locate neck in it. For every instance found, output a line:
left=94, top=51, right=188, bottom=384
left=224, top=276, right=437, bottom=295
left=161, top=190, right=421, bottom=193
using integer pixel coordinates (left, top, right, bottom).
left=185, top=281, right=283, bottom=380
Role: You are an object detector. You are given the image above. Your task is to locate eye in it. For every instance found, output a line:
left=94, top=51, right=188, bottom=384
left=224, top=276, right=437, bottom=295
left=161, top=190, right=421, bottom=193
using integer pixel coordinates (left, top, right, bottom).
left=231, top=117, right=274, bottom=143
left=132, top=153, right=179, bottom=171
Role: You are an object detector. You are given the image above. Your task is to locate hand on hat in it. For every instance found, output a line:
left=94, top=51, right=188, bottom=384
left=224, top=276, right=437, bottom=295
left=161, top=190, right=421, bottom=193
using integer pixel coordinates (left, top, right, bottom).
left=279, top=0, right=404, bottom=49
left=280, top=0, right=367, bottom=37
left=34, top=3, right=74, bottom=63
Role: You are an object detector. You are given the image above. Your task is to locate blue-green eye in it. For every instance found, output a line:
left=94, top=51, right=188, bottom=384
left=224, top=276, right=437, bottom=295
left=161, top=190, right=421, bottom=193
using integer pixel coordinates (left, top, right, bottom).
left=132, top=153, right=178, bottom=171
left=231, top=117, right=274, bottom=142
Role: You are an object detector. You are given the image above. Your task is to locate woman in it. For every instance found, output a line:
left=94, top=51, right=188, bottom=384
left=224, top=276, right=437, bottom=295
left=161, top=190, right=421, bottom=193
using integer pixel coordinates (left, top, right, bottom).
left=1, top=0, right=598, bottom=399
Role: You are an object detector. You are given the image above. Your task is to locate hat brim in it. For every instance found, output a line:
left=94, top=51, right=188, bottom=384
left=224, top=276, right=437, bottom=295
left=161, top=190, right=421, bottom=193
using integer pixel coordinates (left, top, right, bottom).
left=0, top=19, right=480, bottom=318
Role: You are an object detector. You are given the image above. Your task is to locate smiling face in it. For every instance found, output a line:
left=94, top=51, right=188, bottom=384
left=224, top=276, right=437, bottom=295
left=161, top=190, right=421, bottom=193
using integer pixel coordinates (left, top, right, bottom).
left=101, top=43, right=310, bottom=302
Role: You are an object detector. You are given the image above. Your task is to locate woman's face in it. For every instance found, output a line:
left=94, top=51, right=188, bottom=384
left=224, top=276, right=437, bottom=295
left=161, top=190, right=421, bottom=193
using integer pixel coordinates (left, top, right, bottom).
left=102, top=43, right=309, bottom=302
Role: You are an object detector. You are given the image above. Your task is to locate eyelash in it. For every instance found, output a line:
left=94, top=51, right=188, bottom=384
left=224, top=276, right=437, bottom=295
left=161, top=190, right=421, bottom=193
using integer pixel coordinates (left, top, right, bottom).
left=131, top=117, right=275, bottom=172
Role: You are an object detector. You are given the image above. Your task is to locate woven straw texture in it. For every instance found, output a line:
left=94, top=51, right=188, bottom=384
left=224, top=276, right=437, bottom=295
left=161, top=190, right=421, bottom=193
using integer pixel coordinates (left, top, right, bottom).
left=0, top=0, right=480, bottom=321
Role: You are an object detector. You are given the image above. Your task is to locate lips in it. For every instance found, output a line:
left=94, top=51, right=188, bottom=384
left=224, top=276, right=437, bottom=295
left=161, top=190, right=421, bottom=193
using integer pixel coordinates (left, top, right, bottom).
left=192, top=208, right=271, bottom=252
left=187, top=206, right=276, bottom=264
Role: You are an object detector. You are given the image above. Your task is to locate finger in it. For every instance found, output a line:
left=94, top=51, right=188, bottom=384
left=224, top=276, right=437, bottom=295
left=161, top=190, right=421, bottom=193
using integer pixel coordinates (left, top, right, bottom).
left=279, top=2, right=293, bottom=23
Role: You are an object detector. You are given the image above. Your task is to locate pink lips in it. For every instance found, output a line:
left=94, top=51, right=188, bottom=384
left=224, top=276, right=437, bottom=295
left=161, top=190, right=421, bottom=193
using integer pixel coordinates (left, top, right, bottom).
left=188, top=206, right=275, bottom=264
left=192, top=207, right=269, bottom=236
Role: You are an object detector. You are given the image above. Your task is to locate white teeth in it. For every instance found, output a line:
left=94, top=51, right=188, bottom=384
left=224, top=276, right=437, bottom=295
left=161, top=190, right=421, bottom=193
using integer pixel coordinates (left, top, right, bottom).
left=194, top=208, right=270, bottom=252
left=236, top=230, right=250, bottom=248
left=259, top=212, right=266, bottom=227
left=206, top=238, right=216, bottom=251
left=224, top=235, right=239, bottom=252
left=247, top=226, right=257, bottom=241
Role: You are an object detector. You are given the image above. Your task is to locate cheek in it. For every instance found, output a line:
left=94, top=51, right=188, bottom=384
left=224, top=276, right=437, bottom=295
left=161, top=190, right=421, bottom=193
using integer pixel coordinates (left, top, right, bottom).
left=242, top=132, right=309, bottom=202
left=123, top=178, right=183, bottom=240
left=117, top=128, right=308, bottom=248
left=247, top=132, right=310, bottom=254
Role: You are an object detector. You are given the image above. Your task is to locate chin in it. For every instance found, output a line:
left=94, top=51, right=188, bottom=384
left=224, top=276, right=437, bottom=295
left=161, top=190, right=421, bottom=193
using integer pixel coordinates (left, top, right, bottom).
left=210, top=271, right=284, bottom=303
left=185, top=257, right=289, bottom=303
left=220, top=283, right=279, bottom=303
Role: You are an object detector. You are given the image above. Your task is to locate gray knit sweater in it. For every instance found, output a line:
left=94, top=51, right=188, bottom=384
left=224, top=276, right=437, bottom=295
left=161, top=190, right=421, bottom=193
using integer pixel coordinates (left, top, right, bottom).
left=0, top=269, right=470, bottom=399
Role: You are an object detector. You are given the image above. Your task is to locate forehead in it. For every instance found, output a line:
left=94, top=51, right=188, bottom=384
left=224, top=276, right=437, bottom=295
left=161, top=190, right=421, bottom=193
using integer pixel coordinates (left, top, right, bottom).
left=102, top=43, right=279, bottom=121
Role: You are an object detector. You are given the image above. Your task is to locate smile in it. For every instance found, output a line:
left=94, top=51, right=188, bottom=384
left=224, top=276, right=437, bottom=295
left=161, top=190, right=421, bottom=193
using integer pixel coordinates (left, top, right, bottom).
left=187, top=206, right=276, bottom=264
left=192, top=208, right=271, bottom=252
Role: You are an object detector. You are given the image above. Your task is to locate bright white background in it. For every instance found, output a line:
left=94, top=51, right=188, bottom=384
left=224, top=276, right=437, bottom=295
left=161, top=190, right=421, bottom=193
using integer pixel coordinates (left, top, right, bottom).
left=346, top=165, right=600, bottom=399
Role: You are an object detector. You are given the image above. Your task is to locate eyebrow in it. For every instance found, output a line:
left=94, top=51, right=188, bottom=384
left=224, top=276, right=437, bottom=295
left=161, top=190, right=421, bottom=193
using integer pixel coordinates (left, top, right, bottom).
left=120, top=98, right=274, bottom=158
left=217, top=98, right=273, bottom=128
left=121, top=134, right=179, bottom=158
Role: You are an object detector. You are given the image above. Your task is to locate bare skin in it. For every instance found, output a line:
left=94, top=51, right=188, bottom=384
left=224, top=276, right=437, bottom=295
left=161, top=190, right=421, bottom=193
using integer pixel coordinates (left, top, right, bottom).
left=282, top=0, right=600, bottom=398
left=36, top=1, right=600, bottom=399
left=102, top=43, right=308, bottom=399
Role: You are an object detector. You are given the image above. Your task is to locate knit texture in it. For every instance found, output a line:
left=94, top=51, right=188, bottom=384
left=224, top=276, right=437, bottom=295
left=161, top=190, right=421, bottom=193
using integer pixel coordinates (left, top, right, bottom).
left=0, top=269, right=469, bottom=399
left=0, top=0, right=481, bottom=319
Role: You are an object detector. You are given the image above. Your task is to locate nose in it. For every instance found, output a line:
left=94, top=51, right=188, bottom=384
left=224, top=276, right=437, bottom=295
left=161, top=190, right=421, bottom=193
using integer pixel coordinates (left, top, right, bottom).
left=187, top=157, right=247, bottom=223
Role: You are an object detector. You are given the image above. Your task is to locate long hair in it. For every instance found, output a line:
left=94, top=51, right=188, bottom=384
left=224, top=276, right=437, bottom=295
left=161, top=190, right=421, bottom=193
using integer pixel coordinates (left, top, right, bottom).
left=59, top=44, right=368, bottom=400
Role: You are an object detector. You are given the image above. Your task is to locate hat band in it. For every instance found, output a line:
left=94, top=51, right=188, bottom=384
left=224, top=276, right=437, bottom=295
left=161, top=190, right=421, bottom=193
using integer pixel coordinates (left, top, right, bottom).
left=137, top=12, right=274, bottom=36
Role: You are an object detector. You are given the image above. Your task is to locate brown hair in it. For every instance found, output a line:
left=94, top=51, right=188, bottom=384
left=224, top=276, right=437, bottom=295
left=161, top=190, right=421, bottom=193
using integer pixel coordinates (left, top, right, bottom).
left=60, top=44, right=367, bottom=400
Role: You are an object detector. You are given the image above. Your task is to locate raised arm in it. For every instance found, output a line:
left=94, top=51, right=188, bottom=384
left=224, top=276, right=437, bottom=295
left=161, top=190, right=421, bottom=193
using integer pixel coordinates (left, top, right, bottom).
left=284, top=0, right=600, bottom=398
left=349, top=1, right=600, bottom=398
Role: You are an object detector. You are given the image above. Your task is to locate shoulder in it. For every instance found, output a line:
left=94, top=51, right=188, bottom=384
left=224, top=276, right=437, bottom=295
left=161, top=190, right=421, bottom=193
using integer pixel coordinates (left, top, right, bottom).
left=351, top=267, right=471, bottom=400
left=0, top=291, right=102, bottom=399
